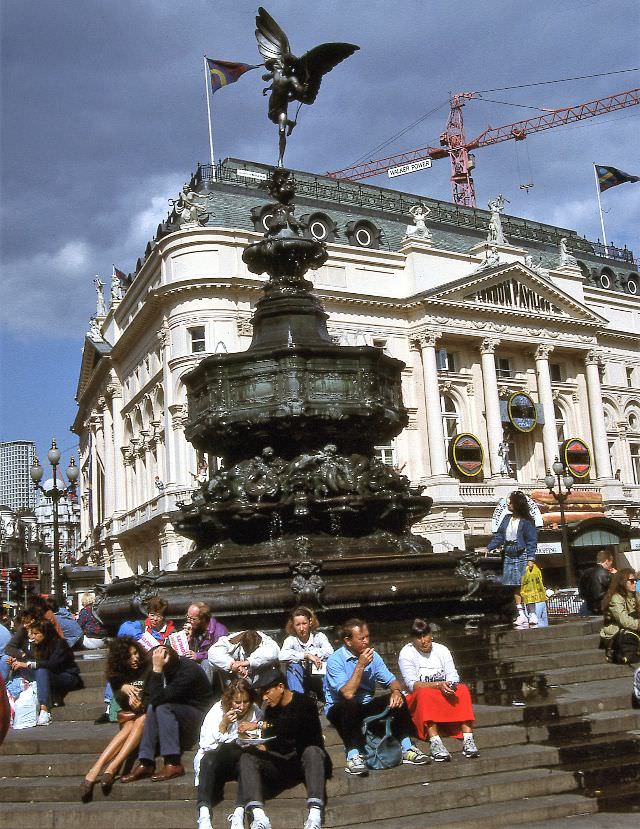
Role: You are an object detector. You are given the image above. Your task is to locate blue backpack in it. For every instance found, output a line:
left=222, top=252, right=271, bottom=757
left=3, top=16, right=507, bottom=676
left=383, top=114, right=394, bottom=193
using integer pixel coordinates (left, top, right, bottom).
left=361, top=706, right=403, bottom=770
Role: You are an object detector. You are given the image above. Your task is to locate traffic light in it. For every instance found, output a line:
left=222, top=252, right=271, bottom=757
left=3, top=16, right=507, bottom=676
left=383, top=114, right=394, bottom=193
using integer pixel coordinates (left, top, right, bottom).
left=7, top=569, right=22, bottom=605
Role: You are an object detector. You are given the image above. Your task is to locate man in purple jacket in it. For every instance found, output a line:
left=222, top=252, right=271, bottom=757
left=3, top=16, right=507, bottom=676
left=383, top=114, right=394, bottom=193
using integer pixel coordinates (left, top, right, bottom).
left=185, top=602, right=228, bottom=684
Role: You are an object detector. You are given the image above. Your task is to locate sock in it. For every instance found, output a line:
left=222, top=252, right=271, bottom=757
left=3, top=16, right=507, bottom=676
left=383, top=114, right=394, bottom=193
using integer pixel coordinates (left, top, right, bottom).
left=199, top=805, right=211, bottom=819
left=400, top=737, right=412, bottom=752
left=232, top=806, right=244, bottom=818
left=463, top=732, right=474, bottom=742
left=139, top=758, right=154, bottom=768
left=346, top=748, right=360, bottom=760
left=307, top=805, right=322, bottom=825
left=164, top=754, right=181, bottom=766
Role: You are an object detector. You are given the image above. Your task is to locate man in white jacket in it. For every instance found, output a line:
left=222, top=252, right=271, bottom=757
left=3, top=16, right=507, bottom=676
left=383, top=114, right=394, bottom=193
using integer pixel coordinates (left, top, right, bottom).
left=207, top=630, right=279, bottom=685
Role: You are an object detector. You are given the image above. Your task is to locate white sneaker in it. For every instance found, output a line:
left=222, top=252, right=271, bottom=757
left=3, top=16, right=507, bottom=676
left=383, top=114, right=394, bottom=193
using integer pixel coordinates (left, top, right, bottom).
left=527, top=612, right=538, bottom=627
left=303, top=811, right=322, bottom=829
left=198, top=807, right=213, bottom=829
left=37, top=710, right=51, bottom=726
left=513, top=616, right=529, bottom=629
left=228, top=809, right=245, bottom=829
left=249, top=814, right=271, bottom=829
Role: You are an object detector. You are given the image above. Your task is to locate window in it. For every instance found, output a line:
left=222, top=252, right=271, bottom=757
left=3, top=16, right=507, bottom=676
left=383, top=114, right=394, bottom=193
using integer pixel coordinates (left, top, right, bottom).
left=631, top=443, right=640, bottom=485
left=495, top=357, right=512, bottom=379
left=437, top=349, right=457, bottom=373
left=441, top=394, right=460, bottom=456
left=554, top=404, right=567, bottom=445
left=627, top=367, right=634, bottom=388
left=374, top=443, right=395, bottom=467
left=629, top=412, right=640, bottom=432
left=549, top=363, right=564, bottom=383
left=189, top=326, right=206, bottom=354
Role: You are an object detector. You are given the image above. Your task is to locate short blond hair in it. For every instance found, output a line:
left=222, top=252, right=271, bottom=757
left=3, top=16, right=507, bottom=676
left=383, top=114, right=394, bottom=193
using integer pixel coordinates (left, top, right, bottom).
left=80, top=592, right=95, bottom=608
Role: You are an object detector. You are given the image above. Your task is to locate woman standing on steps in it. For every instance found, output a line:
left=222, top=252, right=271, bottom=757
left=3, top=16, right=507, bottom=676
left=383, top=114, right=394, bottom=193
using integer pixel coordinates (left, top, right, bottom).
left=487, top=490, right=538, bottom=628
left=80, top=637, right=150, bottom=803
left=600, top=568, right=640, bottom=664
left=398, top=618, right=478, bottom=763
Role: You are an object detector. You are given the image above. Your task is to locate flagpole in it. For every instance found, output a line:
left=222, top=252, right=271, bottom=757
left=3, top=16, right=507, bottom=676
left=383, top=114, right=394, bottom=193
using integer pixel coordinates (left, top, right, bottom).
left=203, top=55, right=216, bottom=179
left=593, top=163, right=608, bottom=254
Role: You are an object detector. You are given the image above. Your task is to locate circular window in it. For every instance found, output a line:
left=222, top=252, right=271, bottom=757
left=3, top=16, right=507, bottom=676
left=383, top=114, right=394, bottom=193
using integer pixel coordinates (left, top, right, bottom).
left=627, top=278, right=638, bottom=295
left=355, top=227, right=373, bottom=247
left=599, top=272, right=611, bottom=289
left=309, top=220, right=328, bottom=241
left=629, top=412, right=639, bottom=431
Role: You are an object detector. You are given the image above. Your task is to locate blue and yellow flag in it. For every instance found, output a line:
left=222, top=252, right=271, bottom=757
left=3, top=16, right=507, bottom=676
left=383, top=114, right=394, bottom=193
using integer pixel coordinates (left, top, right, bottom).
left=596, top=164, right=640, bottom=192
left=206, top=59, right=258, bottom=94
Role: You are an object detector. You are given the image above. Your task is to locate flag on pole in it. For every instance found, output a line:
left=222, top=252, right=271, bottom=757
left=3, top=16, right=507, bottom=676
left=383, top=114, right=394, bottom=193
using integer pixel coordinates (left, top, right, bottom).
left=595, top=164, right=640, bottom=192
left=206, top=59, right=259, bottom=94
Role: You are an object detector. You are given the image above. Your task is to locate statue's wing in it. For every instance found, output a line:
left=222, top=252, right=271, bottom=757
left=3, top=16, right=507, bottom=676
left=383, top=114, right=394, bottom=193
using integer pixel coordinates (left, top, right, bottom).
left=255, top=6, right=291, bottom=63
left=297, top=43, right=359, bottom=104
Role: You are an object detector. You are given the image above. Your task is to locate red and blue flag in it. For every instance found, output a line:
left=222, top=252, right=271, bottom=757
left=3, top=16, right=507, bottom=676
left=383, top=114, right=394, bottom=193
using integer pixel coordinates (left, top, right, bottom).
left=206, top=59, right=259, bottom=94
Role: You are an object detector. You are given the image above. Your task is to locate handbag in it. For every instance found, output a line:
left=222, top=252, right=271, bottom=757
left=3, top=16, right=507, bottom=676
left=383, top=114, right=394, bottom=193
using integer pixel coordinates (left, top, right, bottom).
left=361, top=706, right=403, bottom=770
left=613, top=630, right=640, bottom=665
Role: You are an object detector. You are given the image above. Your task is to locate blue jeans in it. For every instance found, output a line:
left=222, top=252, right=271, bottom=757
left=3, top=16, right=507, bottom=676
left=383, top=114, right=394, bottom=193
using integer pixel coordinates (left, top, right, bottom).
left=13, top=667, right=81, bottom=709
left=0, top=655, right=10, bottom=682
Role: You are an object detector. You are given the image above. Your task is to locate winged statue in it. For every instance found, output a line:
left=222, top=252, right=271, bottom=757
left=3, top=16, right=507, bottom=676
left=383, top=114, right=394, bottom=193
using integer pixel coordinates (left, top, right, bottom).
left=255, top=7, right=359, bottom=166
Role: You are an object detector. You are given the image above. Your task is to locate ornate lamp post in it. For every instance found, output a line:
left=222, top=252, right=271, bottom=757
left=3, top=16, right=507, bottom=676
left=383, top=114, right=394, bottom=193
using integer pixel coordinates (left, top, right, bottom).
left=30, top=439, right=79, bottom=603
left=545, top=457, right=576, bottom=587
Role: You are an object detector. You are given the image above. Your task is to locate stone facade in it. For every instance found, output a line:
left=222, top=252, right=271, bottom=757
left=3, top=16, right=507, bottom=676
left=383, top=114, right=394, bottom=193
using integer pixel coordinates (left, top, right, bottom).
left=72, top=159, right=640, bottom=580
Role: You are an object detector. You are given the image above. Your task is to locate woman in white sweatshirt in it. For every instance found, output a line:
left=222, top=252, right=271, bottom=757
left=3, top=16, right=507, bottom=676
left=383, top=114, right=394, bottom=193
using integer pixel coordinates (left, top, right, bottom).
left=194, top=677, right=262, bottom=829
left=207, top=629, right=279, bottom=685
left=398, top=618, right=478, bottom=763
left=278, top=606, right=334, bottom=701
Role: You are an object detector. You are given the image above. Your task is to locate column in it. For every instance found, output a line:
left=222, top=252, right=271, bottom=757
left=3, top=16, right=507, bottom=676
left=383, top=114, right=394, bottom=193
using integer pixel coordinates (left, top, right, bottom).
left=108, top=384, right=125, bottom=513
left=89, top=414, right=102, bottom=527
left=534, top=344, right=559, bottom=471
left=99, top=396, right=114, bottom=517
left=585, top=350, right=613, bottom=479
left=479, top=338, right=503, bottom=476
left=413, top=333, right=448, bottom=477
left=169, top=404, right=189, bottom=487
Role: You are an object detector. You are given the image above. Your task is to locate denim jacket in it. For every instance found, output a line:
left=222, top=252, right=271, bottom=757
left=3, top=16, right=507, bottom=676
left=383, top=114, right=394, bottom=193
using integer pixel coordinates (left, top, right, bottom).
left=487, top=515, right=537, bottom=559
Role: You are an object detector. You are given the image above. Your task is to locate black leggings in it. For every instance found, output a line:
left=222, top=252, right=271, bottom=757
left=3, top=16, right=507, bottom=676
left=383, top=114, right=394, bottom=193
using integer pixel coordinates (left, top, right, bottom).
left=197, top=742, right=244, bottom=808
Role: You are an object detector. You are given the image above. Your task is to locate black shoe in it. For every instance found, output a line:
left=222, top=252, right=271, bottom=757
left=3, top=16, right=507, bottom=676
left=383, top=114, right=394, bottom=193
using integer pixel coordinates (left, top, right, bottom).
left=94, top=712, right=110, bottom=724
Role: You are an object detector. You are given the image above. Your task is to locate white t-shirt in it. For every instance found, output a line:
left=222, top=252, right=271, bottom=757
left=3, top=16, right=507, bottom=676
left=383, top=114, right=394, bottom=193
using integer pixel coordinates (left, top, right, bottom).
left=505, top=517, right=520, bottom=542
left=278, top=632, right=334, bottom=663
left=398, top=641, right=460, bottom=692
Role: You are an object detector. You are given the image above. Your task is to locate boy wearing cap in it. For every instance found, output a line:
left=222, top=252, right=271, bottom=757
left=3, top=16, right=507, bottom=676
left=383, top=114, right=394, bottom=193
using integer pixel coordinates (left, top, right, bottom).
left=237, top=667, right=330, bottom=829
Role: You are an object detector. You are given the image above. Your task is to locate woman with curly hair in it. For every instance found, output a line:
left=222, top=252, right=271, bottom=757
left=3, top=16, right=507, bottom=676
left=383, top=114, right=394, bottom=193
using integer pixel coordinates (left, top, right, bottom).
left=487, top=490, right=538, bottom=628
left=80, top=637, right=150, bottom=802
left=279, top=606, right=333, bottom=701
left=6, top=620, right=82, bottom=725
left=600, top=568, right=640, bottom=663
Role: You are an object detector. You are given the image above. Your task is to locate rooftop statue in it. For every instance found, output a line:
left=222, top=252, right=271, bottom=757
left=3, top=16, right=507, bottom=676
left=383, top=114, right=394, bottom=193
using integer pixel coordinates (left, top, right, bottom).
left=255, top=6, right=359, bottom=167
left=559, top=236, right=578, bottom=267
left=487, top=194, right=508, bottom=246
left=406, top=203, right=432, bottom=240
left=170, top=183, right=214, bottom=228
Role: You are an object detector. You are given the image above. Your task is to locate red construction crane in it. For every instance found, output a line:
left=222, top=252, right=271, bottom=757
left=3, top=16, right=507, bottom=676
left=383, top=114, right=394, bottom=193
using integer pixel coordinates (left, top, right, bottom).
left=327, top=88, right=640, bottom=207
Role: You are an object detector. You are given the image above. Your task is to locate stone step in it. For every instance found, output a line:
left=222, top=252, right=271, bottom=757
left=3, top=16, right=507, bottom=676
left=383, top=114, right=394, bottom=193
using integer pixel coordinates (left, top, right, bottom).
left=525, top=708, right=640, bottom=742
left=516, top=806, right=640, bottom=829
left=0, top=766, right=580, bottom=828
left=0, top=742, right=561, bottom=803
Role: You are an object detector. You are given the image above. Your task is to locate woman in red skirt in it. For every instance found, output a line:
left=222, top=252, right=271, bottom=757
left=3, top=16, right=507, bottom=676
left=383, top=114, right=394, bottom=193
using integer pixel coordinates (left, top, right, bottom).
left=398, top=618, right=478, bottom=762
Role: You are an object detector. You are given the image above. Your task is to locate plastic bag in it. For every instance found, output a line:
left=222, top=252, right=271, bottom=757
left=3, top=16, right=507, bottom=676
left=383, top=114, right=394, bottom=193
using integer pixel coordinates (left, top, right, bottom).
left=12, top=681, right=39, bottom=730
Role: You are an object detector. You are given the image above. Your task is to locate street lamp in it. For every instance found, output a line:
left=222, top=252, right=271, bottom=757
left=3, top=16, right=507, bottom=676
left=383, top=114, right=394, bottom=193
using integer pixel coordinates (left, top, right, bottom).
left=545, top=457, right=576, bottom=587
left=30, top=439, right=79, bottom=603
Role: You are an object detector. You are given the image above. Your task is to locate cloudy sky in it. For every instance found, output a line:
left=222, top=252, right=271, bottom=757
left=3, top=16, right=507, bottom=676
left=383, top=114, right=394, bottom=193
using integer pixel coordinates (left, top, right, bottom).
left=1, top=0, right=638, bottom=469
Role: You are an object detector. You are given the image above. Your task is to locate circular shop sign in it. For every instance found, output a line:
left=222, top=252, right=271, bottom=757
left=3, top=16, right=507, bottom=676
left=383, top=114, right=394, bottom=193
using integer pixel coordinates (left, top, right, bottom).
left=450, top=433, right=484, bottom=478
left=508, top=391, right=538, bottom=433
left=561, top=437, right=592, bottom=479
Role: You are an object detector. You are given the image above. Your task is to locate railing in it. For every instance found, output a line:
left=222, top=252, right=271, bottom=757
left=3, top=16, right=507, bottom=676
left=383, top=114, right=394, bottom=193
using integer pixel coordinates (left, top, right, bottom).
left=590, top=241, right=636, bottom=265
left=459, top=484, right=496, bottom=498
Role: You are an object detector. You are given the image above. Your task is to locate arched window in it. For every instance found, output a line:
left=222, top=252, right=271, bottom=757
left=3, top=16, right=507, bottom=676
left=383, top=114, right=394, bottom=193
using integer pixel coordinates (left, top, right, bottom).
left=441, top=394, right=460, bottom=456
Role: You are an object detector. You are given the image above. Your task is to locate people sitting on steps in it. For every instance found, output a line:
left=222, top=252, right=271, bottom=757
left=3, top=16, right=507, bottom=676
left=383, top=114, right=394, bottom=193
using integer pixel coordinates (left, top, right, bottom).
left=236, top=667, right=332, bottom=829
left=279, top=606, right=333, bottom=703
left=183, top=601, right=228, bottom=684
left=121, top=643, right=213, bottom=783
left=194, top=677, right=262, bottom=829
left=579, top=549, right=617, bottom=616
left=80, top=636, right=150, bottom=802
left=6, top=619, right=83, bottom=725
left=49, top=597, right=84, bottom=650
left=207, top=628, right=279, bottom=686
left=398, top=618, right=478, bottom=762
left=323, top=617, right=429, bottom=776
left=600, top=567, right=640, bottom=663
left=142, top=596, right=176, bottom=643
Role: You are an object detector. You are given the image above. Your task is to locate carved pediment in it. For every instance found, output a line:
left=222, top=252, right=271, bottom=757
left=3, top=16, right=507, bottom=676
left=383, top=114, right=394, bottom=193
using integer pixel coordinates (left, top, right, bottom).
left=423, top=262, right=606, bottom=325
left=464, top=277, right=566, bottom=316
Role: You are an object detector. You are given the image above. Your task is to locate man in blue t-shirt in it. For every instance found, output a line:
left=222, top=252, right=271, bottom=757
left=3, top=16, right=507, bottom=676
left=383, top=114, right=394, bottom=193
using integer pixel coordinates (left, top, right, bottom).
left=324, top=618, right=428, bottom=776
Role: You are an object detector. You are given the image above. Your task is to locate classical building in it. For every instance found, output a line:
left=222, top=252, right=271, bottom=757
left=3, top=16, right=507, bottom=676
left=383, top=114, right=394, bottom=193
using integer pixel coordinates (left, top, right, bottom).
left=0, top=441, right=36, bottom=512
left=72, top=159, right=640, bottom=581
left=34, top=480, right=81, bottom=567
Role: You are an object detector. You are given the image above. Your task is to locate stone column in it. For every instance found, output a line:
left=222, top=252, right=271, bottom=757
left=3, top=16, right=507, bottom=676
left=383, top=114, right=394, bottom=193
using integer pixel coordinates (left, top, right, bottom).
left=479, top=338, right=503, bottom=476
left=107, top=384, right=125, bottom=513
left=534, top=344, right=559, bottom=472
left=89, top=413, right=102, bottom=525
left=413, top=332, right=448, bottom=477
left=159, top=517, right=182, bottom=571
left=99, top=396, right=114, bottom=517
left=169, top=404, right=189, bottom=486
left=107, top=539, right=130, bottom=580
left=585, top=350, right=613, bottom=479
